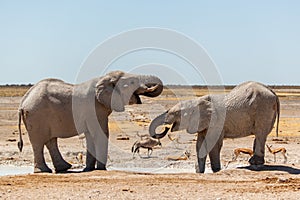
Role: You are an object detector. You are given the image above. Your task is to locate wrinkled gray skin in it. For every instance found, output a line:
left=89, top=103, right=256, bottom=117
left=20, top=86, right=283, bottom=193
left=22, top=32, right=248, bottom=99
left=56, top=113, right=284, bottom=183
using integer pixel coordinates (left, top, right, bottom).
left=149, top=81, right=280, bottom=173
left=18, top=71, right=163, bottom=173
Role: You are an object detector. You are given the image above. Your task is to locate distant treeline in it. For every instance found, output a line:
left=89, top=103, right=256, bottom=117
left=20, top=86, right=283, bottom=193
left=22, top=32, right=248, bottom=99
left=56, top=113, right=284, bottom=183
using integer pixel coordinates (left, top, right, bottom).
left=0, top=84, right=33, bottom=87
left=165, top=85, right=300, bottom=90
left=1, top=84, right=300, bottom=90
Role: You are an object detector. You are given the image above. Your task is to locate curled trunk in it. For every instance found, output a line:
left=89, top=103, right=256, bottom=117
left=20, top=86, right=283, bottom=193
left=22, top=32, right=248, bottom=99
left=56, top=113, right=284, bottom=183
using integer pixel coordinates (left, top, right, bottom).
left=149, top=112, right=170, bottom=139
left=137, top=75, right=163, bottom=97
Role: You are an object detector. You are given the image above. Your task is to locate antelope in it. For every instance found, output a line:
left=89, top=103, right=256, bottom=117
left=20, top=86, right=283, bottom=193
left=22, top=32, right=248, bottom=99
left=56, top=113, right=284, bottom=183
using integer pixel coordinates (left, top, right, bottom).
left=224, top=148, right=253, bottom=168
left=166, top=150, right=191, bottom=161
left=131, top=137, right=161, bottom=158
left=76, top=152, right=84, bottom=164
left=266, top=144, right=287, bottom=163
left=232, top=148, right=254, bottom=161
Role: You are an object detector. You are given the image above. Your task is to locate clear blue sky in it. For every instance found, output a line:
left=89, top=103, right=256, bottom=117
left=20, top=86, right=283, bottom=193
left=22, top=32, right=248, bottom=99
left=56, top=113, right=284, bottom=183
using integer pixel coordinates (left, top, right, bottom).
left=1, top=1, right=300, bottom=85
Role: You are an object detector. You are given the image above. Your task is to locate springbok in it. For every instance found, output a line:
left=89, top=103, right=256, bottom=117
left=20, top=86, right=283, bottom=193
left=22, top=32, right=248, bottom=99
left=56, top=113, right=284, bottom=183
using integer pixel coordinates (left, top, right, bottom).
left=224, top=148, right=253, bottom=168
left=131, top=137, right=161, bottom=158
left=266, top=144, right=287, bottom=163
left=232, top=148, right=254, bottom=161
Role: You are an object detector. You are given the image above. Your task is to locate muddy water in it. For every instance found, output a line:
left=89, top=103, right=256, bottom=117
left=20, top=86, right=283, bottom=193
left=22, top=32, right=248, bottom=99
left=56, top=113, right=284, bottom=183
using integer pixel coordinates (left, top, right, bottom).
left=0, top=166, right=210, bottom=176
left=0, top=165, right=33, bottom=176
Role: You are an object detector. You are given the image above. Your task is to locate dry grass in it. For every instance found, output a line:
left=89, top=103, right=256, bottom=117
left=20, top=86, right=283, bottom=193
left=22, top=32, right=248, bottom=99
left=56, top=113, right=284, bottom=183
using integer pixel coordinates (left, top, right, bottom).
left=1, top=84, right=300, bottom=98
left=0, top=86, right=31, bottom=97
left=272, top=117, right=300, bottom=137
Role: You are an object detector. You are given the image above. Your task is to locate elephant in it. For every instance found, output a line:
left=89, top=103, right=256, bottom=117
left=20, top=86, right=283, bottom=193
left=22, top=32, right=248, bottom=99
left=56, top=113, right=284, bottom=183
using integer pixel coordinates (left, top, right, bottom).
left=149, top=81, right=280, bottom=173
left=18, top=70, right=163, bottom=173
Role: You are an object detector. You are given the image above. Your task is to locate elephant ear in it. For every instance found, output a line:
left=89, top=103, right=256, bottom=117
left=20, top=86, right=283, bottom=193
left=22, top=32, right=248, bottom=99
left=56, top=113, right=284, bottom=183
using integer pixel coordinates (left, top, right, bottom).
left=187, top=100, right=212, bottom=134
left=95, top=71, right=125, bottom=112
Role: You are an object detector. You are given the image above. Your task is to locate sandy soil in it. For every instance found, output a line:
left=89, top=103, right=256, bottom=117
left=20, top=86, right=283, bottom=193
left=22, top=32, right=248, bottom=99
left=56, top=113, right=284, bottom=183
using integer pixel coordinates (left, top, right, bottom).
left=0, top=87, right=300, bottom=199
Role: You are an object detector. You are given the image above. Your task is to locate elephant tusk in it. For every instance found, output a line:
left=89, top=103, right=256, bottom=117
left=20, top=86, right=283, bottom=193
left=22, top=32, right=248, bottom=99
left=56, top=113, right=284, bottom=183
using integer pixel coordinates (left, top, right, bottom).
left=145, top=84, right=159, bottom=93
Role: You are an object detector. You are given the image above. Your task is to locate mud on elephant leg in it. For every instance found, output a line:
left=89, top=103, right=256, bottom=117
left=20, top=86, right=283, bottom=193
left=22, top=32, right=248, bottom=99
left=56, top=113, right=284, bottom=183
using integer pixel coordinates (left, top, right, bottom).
left=83, top=132, right=97, bottom=172
left=83, top=151, right=96, bottom=172
left=208, top=138, right=223, bottom=173
left=249, top=137, right=266, bottom=165
left=196, top=156, right=207, bottom=173
left=96, top=161, right=106, bottom=170
left=83, top=151, right=107, bottom=171
left=45, top=138, right=72, bottom=172
left=94, top=133, right=108, bottom=170
left=32, top=143, right=52, bottom=173
left=196, top=133, right=207, bottom=173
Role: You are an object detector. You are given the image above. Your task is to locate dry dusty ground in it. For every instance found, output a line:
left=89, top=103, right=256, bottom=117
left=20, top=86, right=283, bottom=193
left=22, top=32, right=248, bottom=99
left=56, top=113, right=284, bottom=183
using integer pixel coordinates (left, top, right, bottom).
left=0, top=86, right=300, bottom=199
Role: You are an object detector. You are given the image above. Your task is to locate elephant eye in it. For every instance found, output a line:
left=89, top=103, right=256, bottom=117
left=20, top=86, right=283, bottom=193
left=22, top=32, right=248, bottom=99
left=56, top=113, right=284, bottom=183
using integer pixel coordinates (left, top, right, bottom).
left=130, top=81, right=135, bottom=85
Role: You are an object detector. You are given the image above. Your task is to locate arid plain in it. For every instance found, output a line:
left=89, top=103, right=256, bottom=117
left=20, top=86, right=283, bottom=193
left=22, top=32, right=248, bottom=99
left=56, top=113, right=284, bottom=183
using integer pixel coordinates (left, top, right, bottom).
left=0, top=85, right=300, bottom=199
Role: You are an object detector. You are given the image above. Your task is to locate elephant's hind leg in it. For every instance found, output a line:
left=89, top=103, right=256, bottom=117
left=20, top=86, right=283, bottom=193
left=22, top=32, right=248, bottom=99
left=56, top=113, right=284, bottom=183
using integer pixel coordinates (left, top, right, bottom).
left=249, top=137, right=266, bottom=165
left=32, top=143, right=52, bottom=173
left=45, top=138, right=72, bottom=172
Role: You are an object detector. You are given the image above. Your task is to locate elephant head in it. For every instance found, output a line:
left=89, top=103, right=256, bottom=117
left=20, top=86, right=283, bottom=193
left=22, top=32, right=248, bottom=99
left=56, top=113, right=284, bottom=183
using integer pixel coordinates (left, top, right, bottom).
left=96, top=71, right=163, bottom=112
left=149, top=96, right=213, bottom=139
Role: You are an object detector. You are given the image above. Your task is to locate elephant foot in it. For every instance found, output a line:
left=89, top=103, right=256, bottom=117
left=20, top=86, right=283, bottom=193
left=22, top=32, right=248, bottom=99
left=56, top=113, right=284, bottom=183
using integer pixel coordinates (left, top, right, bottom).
left=195, top=167, right=204, bottom=173
left=55, top=162, right=72, bottom=173
left=195, top=163, right=205, bottom=173
left=96, top=162, right=106, bottom=170
left=95, top=167, right=107, bottom=170
left=211, top=166, right=221, bottom=173
left=83, top=166, right=95, bottom=172
left=249, top=164, right=264, bottom=171
left=211, top=162, right=221, bottom=173
left=34, top=164, right=52, bottom=173
left=249, top=155, right=265, bottom=165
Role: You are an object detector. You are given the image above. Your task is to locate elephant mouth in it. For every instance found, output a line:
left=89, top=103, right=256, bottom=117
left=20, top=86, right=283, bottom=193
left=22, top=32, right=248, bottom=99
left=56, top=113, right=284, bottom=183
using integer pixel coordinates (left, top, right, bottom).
left=171, top=122, right=180, bottom=132
left=135, top=94, right=142, bottom=104
left=129, top=93, right=142, bottom=105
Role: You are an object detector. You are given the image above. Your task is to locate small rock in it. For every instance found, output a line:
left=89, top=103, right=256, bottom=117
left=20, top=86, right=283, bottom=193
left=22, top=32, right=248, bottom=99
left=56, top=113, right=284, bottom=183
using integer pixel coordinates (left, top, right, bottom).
left=277, top=178, right=289, bottom=183
left=116, top=136, right=129, bottom=140
left=6, top=139, right=17, bottom=142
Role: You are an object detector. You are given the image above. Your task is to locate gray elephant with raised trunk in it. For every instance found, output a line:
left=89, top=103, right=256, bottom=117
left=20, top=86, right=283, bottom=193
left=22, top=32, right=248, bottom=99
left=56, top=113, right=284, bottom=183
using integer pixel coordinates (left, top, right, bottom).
left=149, top=81, right=280, bottom=173
left=18, top=70, right=163, bottom=173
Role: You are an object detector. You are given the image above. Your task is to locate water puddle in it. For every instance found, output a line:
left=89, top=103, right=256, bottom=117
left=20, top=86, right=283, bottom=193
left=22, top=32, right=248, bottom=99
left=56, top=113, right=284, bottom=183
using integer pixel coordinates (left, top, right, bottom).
left=0, top=166, right=219, bottom=176
left=0, top=165, right=33, bottom=176
left=108, top=167, right=210, bottom=174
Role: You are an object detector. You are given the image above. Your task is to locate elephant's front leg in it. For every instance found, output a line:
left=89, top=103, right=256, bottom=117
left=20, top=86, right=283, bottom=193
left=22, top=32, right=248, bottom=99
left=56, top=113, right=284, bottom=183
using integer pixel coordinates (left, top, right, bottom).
left=196, top=133, right=207, bottom=173
left=249, top=136, right=267, bottom=165
left=83, top=132, right=96, bottom=172
left=208, top=136, right=223, bottom=173
left=94, top=131, right=108, bottom=170
left=84, top=130, right=109, bottom=171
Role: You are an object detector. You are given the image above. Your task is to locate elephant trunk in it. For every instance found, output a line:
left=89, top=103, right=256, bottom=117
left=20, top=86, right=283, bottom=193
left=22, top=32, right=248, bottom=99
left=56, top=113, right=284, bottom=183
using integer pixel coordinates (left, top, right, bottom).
left=136, top=75, right=163, bottom=97
left=149, top=112, right=170, bottom=139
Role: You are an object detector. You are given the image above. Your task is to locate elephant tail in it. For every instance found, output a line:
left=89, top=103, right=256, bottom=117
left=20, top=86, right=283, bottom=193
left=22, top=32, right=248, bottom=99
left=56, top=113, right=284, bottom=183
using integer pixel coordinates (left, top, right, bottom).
left=131, top=141, right=138, bottom=153
left=131, top=141, right=139, bottom=153
left=275, top=95, right=280, bottom=137
left=17, top=109, right=24, bottom=152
